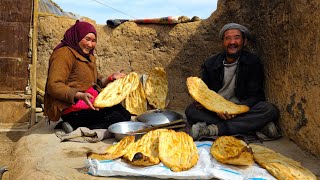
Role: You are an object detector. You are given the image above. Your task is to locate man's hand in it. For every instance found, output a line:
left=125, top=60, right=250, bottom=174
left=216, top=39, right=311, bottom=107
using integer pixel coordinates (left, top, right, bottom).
left=194, top=102, right=205, bottom=110
left=217, top=111, right=236, bottom=120
left=75, top=92, right=97, bottom=110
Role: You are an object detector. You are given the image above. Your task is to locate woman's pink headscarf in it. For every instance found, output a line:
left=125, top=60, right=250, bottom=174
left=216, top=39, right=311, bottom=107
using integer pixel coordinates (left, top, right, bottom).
left=54, top=20, right=97, bottom=58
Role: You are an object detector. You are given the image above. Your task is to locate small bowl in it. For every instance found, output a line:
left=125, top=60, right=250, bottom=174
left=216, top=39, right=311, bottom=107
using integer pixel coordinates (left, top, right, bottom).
left=108, top=121, right=151, bottom=141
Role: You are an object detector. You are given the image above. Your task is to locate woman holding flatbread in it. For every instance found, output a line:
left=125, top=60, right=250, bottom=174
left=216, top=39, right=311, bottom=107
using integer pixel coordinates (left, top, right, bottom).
left=44, top=20, right=131, bottom=133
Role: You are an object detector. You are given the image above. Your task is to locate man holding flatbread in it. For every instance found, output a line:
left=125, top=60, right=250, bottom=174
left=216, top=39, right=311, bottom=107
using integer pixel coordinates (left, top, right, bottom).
left=185, top=23, right=280, bottom=140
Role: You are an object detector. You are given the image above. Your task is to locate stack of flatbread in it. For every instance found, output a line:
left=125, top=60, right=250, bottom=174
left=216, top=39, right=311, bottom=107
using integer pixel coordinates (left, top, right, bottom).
left=250, top=144, right=317, bottom=180
left=210, top=136, right=254, bottom=166
left=87, top=129, right=199, bottom=172
left=187, top=76, right=249, bottom=115
left=96, top=67, right=168, bottom=115
left=123, top=129, right=167, bottom=166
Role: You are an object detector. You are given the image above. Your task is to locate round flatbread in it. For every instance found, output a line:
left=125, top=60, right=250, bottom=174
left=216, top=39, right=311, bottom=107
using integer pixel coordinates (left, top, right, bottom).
left=210, top=136, right=253, bottom=166
left=125, top=82, right=147, bottom=115
left=158, top=130, right=199, bottom=172
left=187, top=76, right=249, bottom=115
left=87, top=136, right=135, bottom=160
left=145, top=67, right=168, bottom=109
left=94, top=72, right=140, bottom=108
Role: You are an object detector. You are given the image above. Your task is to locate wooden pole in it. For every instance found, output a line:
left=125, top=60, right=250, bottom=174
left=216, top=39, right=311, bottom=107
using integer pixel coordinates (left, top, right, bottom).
left=30, top=0, right=38, bottom=127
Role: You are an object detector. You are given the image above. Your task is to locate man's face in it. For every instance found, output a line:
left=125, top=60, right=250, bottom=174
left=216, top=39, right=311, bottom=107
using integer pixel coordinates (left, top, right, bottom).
left=222, top=29, right=246, bottom=60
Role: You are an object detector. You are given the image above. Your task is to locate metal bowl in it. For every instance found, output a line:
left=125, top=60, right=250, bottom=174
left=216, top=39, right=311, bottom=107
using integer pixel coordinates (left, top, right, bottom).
left=136, top=109, right=184, bottom=126
left=108, top=121, right=151, bottom=141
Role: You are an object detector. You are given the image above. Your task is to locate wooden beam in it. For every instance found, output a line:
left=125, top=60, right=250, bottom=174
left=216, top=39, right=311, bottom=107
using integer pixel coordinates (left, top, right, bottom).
left=30, top=0, right=38, bottom=127
left=0, top=94, right=31, bottom=100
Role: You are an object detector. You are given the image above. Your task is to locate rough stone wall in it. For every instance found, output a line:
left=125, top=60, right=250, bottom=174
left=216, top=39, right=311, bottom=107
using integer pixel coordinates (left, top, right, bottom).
left=36, top=0, right=320, bottom=156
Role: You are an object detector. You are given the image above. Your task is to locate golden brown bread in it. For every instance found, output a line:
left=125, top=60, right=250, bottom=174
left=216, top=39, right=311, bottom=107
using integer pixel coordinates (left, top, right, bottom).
left=87, top=136, right=135, bottom=160
left=145, top=67, right=168, bottom=109
left=249, top=144, right=317, bottom=180
left=125, top=82, right=147, bottom=115
left=94, top=72, right=140, bottom=108
left=210, top=136, right=254, bottom=166
left=187, top=76, right=249, bottom=115
left=158, top=130, right=199, bottom=172
left=123, top=129, right=169, bottom=166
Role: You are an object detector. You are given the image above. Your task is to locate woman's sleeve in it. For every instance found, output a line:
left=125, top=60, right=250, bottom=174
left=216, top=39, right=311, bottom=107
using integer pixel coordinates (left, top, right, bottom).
left=46, top=50, right=79, bottom=103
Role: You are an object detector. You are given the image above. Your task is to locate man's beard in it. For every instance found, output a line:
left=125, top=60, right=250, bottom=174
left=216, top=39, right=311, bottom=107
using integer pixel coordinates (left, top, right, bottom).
left=226, top=50, right=242, bottom=60
left=226, top=51, right=242, bottom=59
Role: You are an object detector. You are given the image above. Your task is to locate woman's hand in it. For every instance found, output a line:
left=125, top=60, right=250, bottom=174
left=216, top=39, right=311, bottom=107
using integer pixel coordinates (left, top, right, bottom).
left=74, top=92, right=97, bottom=110
left=111, top=71, right=126, bottom=80
left=217, top=111, right=236, bottom=120
left=102, top=71, right=126, bottom=87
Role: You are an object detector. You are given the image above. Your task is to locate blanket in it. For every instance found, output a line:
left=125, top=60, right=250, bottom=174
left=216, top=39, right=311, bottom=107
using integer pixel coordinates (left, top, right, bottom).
left=55, top=127, right=113, bottom=143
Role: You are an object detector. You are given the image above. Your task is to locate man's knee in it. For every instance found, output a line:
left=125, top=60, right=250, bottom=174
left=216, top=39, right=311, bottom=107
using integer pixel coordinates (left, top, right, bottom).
left=185, top=103, right=197, bottom=121
left=269, top=103, right=280, bottom=121
left=257, top=101, right=280, bottom=121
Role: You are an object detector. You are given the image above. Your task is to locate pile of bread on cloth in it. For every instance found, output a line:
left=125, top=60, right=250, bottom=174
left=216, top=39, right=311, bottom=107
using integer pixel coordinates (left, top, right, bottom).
left=90, top=67, right=316, bottom=180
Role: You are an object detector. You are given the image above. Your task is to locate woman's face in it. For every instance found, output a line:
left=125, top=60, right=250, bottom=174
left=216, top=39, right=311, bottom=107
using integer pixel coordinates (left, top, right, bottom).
left=78, top=33, right=96, bottom=54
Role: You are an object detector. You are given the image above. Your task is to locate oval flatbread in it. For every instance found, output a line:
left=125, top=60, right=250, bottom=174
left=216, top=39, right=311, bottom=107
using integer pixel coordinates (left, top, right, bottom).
left=249, top=144, right=317, bottom=180
left=123, top=129, right=168, bottom=166
left=94, top=72, right=140, bottom=108
left=87, top=136, right=135, bottom=160
left=210, top=136, right=253, bottom=166
left=145, top=67, right=168, bottom=109
left=187, top=76, right=249, bottom=115
left=158, top=130, right=199, bottom=172
left=125, top=82, right=147, bottom=115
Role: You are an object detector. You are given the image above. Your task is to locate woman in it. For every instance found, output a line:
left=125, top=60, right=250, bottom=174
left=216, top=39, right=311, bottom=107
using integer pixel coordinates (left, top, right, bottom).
left=44, top=20, right=131, bottom=133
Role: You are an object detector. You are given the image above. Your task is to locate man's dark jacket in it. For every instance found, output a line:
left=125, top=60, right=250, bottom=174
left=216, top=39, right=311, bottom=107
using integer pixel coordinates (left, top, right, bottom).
left=201, top=50, right=266, bottom=107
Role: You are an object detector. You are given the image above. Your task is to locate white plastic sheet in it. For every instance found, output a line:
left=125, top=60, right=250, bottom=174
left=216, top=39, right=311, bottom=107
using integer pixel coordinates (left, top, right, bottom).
left=86, top=141, right=276, bottom=180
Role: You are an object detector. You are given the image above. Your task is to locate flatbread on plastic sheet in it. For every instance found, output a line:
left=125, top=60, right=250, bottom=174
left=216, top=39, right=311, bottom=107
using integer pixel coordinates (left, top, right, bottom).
left=123, top=129, right=168, bottom=166
left=145, top=67, right=168, bottom=109
left=87, top=136, right=135, bottom=160
left=158, top=130, right=199, bottom=172
left=186, top=76, right=249, bottom=115
left=125, top=82, right=147, bottom=115
left=210, top=136, right=254, bottom=166
left=249, top=144, right=317, bottom=180
left=94, top=72, right=140, bottom=108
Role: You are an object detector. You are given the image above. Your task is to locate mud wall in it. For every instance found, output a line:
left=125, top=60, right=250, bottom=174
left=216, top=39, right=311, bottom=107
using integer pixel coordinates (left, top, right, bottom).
left=36, top=0, right=320, bottom=156
left=223, top=0, right=320, bottom=157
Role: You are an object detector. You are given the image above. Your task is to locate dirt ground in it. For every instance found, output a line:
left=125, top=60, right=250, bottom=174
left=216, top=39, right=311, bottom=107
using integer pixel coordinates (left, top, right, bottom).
left=0, top=115, right=319, bottom=179
left=0, top=131, right=25, bottom=180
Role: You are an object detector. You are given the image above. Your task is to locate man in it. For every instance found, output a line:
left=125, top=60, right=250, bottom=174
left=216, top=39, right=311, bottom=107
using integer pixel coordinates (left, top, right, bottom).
left=185, top=23, right=280, bottom=140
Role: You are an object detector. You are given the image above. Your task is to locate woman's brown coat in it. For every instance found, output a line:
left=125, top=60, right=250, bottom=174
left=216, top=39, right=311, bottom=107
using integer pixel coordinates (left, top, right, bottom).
left=44, top=46, right=103, bottom=121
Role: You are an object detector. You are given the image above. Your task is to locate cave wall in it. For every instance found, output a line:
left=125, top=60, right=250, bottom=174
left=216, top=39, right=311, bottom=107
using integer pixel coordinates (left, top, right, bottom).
left=37, top=0, right=320, bottom=156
